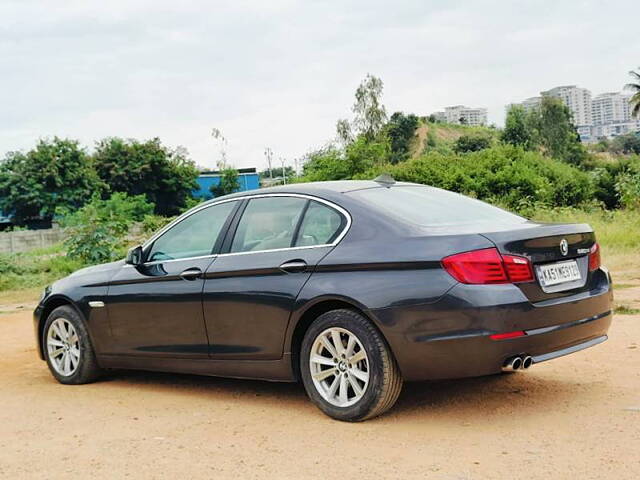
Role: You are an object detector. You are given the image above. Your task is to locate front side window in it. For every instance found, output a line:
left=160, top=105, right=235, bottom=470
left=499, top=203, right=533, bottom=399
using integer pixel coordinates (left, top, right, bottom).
left=230, top=197, right=307, bottom=253
left=295, top=201, right=344, bottom=247
left=147, top=201, right=237, bottom=261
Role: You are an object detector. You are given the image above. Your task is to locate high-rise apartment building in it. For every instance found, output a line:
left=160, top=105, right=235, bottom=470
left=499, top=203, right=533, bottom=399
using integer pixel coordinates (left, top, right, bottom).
left=541, top=85, right=593, bottom=127
left=590, top=91, right=640, bottom=140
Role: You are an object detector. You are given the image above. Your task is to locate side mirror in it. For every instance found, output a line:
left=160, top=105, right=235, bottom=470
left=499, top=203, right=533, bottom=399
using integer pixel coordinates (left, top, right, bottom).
left=126, top=245, right=143, bottom=266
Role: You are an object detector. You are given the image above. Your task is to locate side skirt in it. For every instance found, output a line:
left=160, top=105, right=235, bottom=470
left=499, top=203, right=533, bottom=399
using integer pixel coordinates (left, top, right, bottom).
left=97, top=353, right=295, bottom=382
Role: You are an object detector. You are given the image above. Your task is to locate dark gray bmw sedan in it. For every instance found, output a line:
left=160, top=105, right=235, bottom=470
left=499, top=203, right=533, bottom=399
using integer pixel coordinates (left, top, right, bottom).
left=34, top=179, right=613, bottom=421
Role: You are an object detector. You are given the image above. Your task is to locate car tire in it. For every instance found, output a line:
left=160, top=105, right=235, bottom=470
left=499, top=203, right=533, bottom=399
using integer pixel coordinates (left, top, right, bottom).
left=300, top=309, right=403, bottom=421
left=43, top=305, right=103, bottom=385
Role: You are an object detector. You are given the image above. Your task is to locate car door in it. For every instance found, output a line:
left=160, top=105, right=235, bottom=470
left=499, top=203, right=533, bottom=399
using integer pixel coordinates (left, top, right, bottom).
left=202, top=195, right=349, bottom=360
left=105, top=200, right=240, bottom=358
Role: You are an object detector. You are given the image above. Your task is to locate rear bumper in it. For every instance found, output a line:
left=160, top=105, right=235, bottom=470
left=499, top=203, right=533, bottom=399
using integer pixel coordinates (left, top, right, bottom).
left=371, top=270, right=613, bottom=381
left=531, top=335, right=607, bottom=364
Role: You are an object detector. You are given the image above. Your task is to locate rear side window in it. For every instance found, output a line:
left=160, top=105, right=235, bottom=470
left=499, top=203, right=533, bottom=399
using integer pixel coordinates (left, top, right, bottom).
left=295, top=201, right=344, bottom=246
left=348, top=186, right=525, bottom=227
left=230, top=197, right=307, bottom=253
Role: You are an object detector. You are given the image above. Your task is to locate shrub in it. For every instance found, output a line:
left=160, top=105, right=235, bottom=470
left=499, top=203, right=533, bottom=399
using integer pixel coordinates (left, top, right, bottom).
left=59, top=193, right=154, bottom=264
left=589, top=155, right=640, bottom=209
left=359, top=145, right=594, bottom=213
left=453, top=133, right=493, bottom=153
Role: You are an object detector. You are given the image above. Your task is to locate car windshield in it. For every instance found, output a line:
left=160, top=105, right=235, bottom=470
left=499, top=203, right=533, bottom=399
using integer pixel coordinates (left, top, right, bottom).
left=348, top=185, right=527, bottom=227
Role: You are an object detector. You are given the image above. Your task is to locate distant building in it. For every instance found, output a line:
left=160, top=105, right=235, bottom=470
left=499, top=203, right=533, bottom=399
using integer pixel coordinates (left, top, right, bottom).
left=541, top=85, right=593, bottom=128
left=590, top=91, right=640, bottom=140
left=520, top=96, right=542, bottom=112
left=193, top=167, right=260, bottom=199
left=436, top=105, right=488, bottom=126
left=431, top=111, right=447, bottom=123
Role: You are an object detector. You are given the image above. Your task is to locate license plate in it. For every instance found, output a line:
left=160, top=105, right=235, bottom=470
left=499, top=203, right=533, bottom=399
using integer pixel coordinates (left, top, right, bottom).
left=537, top=260, right=581, bottom=287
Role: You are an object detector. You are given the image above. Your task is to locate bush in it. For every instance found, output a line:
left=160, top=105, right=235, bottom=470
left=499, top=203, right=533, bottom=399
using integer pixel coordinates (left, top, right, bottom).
left=453, top=133, right=493, bottom=153
left=58, top=193, right=154, bottom=264
left=589, top=155, right=640, bottom=209
left=358, top=145, right=594, bottom=213
left=611, top=133, right=640, bottom=155
left=301, top=137, right=390, bottom=182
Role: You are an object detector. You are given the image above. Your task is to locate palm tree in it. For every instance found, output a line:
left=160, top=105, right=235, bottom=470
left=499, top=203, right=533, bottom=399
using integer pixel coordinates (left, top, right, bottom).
left=626, top=68, right=640, bottom=117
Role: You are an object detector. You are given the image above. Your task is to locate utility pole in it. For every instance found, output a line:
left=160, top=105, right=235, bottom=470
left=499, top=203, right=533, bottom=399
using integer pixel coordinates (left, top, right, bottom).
left=293, top=157, right=299, bottom=176
left=281, top=157, right=287, bottom=185
left=264, top=147, right=273, bottom=180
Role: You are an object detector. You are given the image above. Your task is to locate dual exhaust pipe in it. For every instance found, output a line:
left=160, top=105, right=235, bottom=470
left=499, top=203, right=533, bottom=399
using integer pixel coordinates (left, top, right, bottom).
left=502, top=355, right=533, bottom=372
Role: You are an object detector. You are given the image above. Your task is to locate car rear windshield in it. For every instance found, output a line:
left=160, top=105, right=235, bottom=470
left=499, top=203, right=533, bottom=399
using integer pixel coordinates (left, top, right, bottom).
left=348, top=186, right=527, bottom=227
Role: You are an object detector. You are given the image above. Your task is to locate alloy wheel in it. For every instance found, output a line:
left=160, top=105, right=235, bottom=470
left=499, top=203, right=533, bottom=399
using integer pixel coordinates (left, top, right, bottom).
left=47, top=318, right=80, bottom=376
left=309, top=327, right=370, bottom=407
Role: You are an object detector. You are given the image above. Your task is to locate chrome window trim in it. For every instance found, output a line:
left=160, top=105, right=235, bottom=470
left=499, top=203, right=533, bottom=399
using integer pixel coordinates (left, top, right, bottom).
left=136, top=193, right=352, bottom=263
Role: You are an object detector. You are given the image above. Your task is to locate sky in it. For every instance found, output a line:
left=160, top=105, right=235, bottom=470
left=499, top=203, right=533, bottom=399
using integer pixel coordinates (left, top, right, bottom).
left=1, top=0, right=639, bottom=170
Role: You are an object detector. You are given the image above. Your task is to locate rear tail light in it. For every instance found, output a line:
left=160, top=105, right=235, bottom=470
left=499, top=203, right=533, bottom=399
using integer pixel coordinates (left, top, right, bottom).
left=442, top=248, right=534, bottom=285
left=502, top=255, right=534, bottom=283
left=588, top=242, right=601, bottom=271
left=489, top=330, right=526, bottom=340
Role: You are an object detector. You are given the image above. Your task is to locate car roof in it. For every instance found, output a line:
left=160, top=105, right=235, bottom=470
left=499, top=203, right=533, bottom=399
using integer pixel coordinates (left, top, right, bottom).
left=209, top=180, right=420, bottom=203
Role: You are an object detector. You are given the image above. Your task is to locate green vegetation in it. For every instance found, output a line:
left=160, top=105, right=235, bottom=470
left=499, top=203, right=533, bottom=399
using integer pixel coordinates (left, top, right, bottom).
left=615, top=305, right=640, bottom=315
left=453, top=132, right=494, bottom=153
left=0, top=244, right=85, bottom=293
left=300, top=73, right=639, bottom=219
left=2, top=71, right=640, bottom=302
left=58, top=193, right=154, bottom=264
left=0, top=136, right=198, bottom=226
left=531, top=207, right=640, bottom=253
left=0, top=138, right=104, bottom=225
left=210, top=168, right=240, bottom=197
left=93, top=137, right=199, bottom=216
left=626, top=67, right=640, bottom=118
left=386, top=112, right=419, bottom=163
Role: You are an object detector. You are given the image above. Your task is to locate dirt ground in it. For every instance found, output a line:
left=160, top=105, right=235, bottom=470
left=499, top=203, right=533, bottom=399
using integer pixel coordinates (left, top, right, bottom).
left=1, top=292, right=639, bottom=479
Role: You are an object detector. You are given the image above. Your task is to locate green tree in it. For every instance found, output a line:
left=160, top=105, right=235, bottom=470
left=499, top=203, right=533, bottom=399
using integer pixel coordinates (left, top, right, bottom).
left=93, top=137, right=199, bottom=216
left=502, top=105, right=534, bottom=149
left=300, top=137, right=389, bottom=182
left=611, top=133, right=640, bottom=154
left=337, top=74, right=387, bottom=142
left=210, top=168, right=240, bottom=197
left=386, top=112, right=419, bottom=163
left=0, top=138, right=104, bottom=225
left=625, top=67, right=640, bottom=118
left=528, top=97, right=587, bottom=165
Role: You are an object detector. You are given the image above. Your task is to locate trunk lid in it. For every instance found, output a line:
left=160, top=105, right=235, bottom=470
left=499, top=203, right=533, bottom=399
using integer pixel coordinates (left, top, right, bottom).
left=480, top=222, right=596, bottom=302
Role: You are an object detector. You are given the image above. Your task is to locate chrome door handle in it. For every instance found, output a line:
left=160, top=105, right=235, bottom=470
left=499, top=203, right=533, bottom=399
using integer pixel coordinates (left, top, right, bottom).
left=179, top=268, right=203, bottom=281
left=279, top=260, right=308, bottom=273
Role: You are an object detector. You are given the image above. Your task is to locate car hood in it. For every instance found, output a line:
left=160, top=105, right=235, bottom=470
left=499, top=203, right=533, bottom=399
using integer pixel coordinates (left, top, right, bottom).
left=53, top=259, right=126, bottom=291
left=68, top=259, right=125, bottom=278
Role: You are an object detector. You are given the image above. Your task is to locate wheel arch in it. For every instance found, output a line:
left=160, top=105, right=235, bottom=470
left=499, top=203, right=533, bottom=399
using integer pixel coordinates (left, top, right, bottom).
left=37, top=295, right=83, bottom=359
left=287, top=296, right=389, bottom=381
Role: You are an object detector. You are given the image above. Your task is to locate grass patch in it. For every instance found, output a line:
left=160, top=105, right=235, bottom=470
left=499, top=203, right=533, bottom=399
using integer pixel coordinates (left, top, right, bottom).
left=0, top=248, right=87, bottom=293
left=531, top=208, right=640, bottom=254
left=615, top=305, right=640, bottom=315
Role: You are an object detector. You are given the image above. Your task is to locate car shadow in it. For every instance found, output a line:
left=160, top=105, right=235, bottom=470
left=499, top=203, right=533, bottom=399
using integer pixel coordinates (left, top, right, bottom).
left=100, top=368, right=585, bottom=422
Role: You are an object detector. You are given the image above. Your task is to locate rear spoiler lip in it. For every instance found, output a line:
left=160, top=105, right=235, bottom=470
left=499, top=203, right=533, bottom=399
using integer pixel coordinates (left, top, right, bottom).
left=479, top=222, right=594, bottom=244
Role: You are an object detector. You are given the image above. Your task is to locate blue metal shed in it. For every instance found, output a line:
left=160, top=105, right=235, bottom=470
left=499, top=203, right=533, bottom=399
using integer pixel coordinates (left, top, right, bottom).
left=193, top=168, right=260, bottom=199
